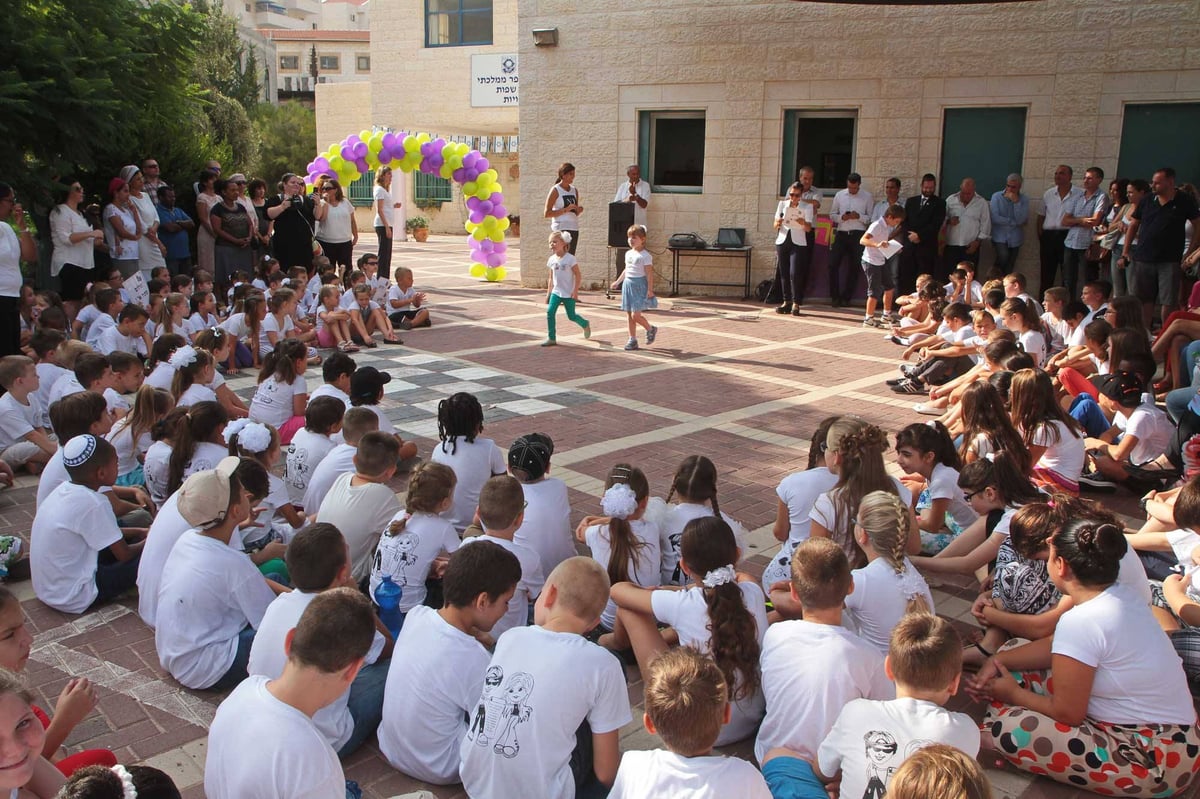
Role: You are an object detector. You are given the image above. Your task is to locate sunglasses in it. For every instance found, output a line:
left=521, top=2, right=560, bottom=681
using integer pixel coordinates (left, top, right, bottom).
left=962, top=488, right=986, bottom=502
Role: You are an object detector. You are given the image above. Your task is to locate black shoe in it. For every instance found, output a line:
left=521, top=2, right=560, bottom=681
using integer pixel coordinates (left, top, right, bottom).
left=776, top=303, right=793, bottom=314
left=1078, top=471, right=1118, bottom=493
left=886, top=376, right=907, bottom=386
left=791, top=306, right=802, bottom=317
left=891, top=378, right=926, bottom=395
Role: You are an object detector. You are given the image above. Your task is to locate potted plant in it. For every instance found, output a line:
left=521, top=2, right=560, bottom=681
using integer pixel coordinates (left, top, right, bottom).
left=507, top=214, right=520, bottom=238
left=406, top=216, right=430, bottom=242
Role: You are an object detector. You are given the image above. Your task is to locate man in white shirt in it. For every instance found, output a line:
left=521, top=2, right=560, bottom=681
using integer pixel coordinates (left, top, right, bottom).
left=612, top=165, right=651, bottom=276
left=792, top=166, right=824, bottom=305
left=871, top=177, right=903, bottom=223
left=1038, top=164, right=1082, bottom=294
left=942, top=178, right=991, bottom=275
left=827, top=173, right=873, bottom=307
left=206, top=588, right=376, bottom=799
left=1061, top=166, right=1112, bottom=301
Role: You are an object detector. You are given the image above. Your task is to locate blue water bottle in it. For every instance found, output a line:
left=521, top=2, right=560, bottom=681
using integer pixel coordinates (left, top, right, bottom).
left=374, top=575, right=404, bottom=639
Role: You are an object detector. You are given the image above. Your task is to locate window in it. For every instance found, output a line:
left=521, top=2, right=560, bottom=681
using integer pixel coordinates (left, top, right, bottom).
left=356, top=55, right=370, bottom=72
left=279, top=55, right=299, bottom=71
left=779, top=110, right=857, bottom=195
left=347, top=171, right=375, bottom=207
left=1118, top=103, right=1200, bottom=186
left=319, top=55, right=340, bottom=71
left=415, top=172, right=453, bottom=206
left=425, top=0, right=493, bottom=47
left=638, top=111, right=706, bottom=193
left=940, top=107, right=1026, bottom=198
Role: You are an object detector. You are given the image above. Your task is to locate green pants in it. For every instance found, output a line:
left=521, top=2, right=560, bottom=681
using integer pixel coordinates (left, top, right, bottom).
left=547, top=294, right=588, bottom=340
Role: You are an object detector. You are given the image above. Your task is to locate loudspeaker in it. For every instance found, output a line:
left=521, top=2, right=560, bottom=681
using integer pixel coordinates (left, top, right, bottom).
left=608, top=202, right=635, bottom=248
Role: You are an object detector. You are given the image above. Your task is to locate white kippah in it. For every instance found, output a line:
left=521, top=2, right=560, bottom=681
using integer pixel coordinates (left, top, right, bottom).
left=63, top=434, right=98, bottom=468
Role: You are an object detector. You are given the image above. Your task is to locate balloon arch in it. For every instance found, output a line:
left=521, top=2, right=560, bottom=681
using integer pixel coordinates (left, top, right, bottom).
left=306, top=129, right=509, bottom=281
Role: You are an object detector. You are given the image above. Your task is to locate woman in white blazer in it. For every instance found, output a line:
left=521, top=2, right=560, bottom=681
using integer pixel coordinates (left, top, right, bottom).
left=773, top=181, right=814, bottom=315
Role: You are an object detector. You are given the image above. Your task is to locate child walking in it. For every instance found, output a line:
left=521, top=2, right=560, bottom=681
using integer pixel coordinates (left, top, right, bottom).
left=611, top=224, right=658, bottom=351
left=542, top=231, right=590, bottom=347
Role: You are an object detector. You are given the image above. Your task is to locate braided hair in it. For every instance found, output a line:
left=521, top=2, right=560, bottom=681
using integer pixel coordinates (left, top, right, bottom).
left=856, top=491, right=929, bottom=614
left=436, top=392, right=484, bottom=456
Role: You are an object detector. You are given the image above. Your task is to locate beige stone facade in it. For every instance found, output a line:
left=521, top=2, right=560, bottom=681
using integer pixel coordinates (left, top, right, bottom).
left=517, top=0, right=1200, bottom=293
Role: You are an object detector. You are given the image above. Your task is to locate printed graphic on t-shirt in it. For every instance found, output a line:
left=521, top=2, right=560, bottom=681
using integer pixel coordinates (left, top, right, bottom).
left=466, top=666, right=534, bottom=759
left=285, top=445, right=312, bottom=491
left=374, top=533, right=419, bottom=583
left=560, top=194, right=576, bottom=208
left=861, top=734, right=935, bottom=799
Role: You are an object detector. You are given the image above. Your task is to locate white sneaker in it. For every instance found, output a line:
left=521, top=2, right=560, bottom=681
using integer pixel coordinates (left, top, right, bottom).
left=913, top=403, right=941, bottom=416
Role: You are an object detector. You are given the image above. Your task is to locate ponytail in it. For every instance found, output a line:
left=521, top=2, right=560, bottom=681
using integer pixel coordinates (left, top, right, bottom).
left=857, top=491, right=928, bottom=614
left=601, top=464, right=650, bottom=586
left=258, top=338, right=306, bottom=385
left=166, top=402, right=228, bottom=494
left=667, top=455, right=720, bottom=517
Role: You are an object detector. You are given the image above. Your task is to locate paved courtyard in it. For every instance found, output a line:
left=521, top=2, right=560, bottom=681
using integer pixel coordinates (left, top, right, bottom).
left=4, top=233, right=1180, bottom=798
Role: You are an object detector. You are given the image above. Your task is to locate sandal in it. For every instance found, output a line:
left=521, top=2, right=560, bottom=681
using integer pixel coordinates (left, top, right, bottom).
left=382, top=337, right=404, bottom=345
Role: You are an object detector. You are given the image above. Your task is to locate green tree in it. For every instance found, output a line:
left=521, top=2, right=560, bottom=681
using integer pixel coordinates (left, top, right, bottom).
left=253, top=101, right=317, bottom=186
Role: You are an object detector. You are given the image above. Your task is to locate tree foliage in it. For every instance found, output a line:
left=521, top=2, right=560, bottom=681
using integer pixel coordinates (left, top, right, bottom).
left=253, top=101, right=317, bottom=187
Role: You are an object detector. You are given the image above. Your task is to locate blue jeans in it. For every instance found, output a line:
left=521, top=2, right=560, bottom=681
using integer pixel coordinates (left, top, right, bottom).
left=337, top=658, right=390, bottom=757
left=762, top=756, right=828, bottom=799
left=994, top=241, right=1020, bottom=275
left=209, top=626, right=256, bottom=691
left=1069, top=394, right=1112, bottom=438
left=1168, top=386, right=1198, bottom=424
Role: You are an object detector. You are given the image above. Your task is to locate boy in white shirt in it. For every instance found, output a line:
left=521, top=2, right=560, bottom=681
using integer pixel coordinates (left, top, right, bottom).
left=1082, top=371, right=1175, bottom=490
left=459, top=557, right=632, bottom=799
left=154, top=457, right=278, bottom=690
left=316, top=431, right=401, bottom=583
left=49, top=353, right=114, bottom=410
left=349, top=366, right=418, bottom=462
left=104, top=351, right=144, bottom=417
left=29, top=331, right=68, bottom=429
left=379, top=539, right=521, bottom=784
left=303, top=407, right=378, bottom=516
left=96, top=303, right=150, bottom=357
left=459, top=475, right=545, bottom=642
left=307, top=351, right=356, bottom=409
left=509, top=433, right=576, bottom=578
left=611, top=646, right=771, bottom=799
left=83, top=288, right=122, bottom=349
left=248, top=523, right=393, bottom=757
left=285, top=395, right=344, bottom=505
left=1002, top=271, right=1045, bottom=318
left=206, top=588, right=376, bottom=799
left=0, top=356, right=56, bottom=473
left=757, top=539, right=893, bottom=776
left=387, top=266, right=430, bottom=330
left=859, top=205, right=905, bottom=328
left=890, top=302, right=976, bottom=393
left=1040, top=286, right=1070, bottom=355
left=808, top=614, right=979, bottom=799
left=31, top=435, right=144, bottom=614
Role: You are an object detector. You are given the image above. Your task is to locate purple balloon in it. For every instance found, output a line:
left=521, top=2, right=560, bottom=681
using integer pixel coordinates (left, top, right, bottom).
left=493, top=242, right=507, bottom=253
left=485, top=253, right=502, bottom=267
left=432, top=138, right=446, bottom=151
left=314, top=157, right=330, bottom=170
left=469, top=210, right=485, bottom=224
left=356, top=158, right=370, bottom=172
left=382, top=133, right=397, bottom=150
left=463, top=152, right=479, bottom=169
left=477, top=158, right=490, bottom=172
left=466, top=197, right=481, bottom=211
left=352, top=142, right=367, bottom=159
left=346, top=134, right=360, bottom=145
left=493, top=205, right=507, bottom=219
left=464, top=168, right=480, bottom=182
left=479, top=201, right=493, bottom=215
left=340, top=145, right=355, bottom=161
left=488, top=192, right=503, bottom=204
left=452, top=168, right=466, bottom=182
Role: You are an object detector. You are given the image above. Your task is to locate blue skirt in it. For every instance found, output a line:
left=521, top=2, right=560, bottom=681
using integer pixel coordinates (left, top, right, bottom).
left=621, top=276, right=659, bottom=312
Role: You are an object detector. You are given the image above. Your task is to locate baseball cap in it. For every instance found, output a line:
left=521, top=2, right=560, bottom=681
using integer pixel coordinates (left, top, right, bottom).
left=508, top=433, right=554, bottom=481
left=1097, top=371, right=1142, bottom=407
left=178, top=456, right=241, bottom=529
left=847, top=172, right=862, bottom=184
left=350, top=366, right=392, bottom=402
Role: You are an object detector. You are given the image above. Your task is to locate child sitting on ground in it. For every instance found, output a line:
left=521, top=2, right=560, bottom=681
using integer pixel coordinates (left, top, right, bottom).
left=803, top=614, right=978, bottom=799
left=610, top=647, right=772, bottom=798
left=49, top=352, right=112, bottom=410
left=284, top=396, right=343, bottom=505
left=82, top=288, right=122, bottom=349
left=0, top=355, right=57, bottom=474
left=378, top=541, right=522, bottom=784
left=1079, top=370, right=1174, bottom=491
left=302, top=407, right=377, bottom=515
left=459, top=557, right=632, bottom=799
left=659, top=454, right=750, bottom=586
left=31, top=436, right=144, bottom=614
left=248, top=523, right=393, bottom=757
left=106, top=385, right=173, bottom=487
left=206, top=589, right=376, bottom=799
left=894, top=421, right=977, bottom=552
left=95, top=304, right=150, bottom=357
left=225, top=420, right=305, bottom=554
left=459, top=475, right=545, bottom=642
left=104, top=351, right=144, bottom=417
left=55, top=763, right=181, bottom=799
left=29, top=331, right=68, bottom=428
left=509, top=433, right=576, bottom=577
left=248, top=338, right=309, bottom=443
left=308, top=351, right=355, bottom=410
left=316, top=431, right=401, bottom=584
left=348, top=366, right=419, bottom=462
left=431, top=392, right=506, bottom=532
left=387, top=266, right=430, bottom=329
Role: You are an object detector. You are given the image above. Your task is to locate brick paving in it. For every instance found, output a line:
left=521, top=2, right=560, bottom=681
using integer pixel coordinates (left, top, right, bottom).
left=6, top=232, right=1189, bottom=799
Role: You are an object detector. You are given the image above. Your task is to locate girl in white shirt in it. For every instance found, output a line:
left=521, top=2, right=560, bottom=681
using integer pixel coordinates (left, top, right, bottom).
left=999, top=297, right=1048, bottom=367
left=542, top=231, right=590, bottom=347
left=248, top=338, right=309, bottom=444
left=894, top=421, right=979, bottom=554
left=659, top=454, right=749, bottom=586
left=106, top=385, right=174, bottom=487
left=194, top=328, right=249, bottom=420
left=169, top=346, right=218, bottom=409
left=314, top=285, right=358, bottom=353
left=577, top=465, right=660, bottom=631
left=220, top=293, right=267, bottom=373
left=610, top=225, right=658, bottom=351
left=430, top=392, right=506, bottom=533
left=845, top=491, right=935, bottom=654
left=226, top=419, right=305, bottom=547
left=957, top=381, right=1029, bottom=468
left=1010, top=369, right=1085, bottom=494
left=165, top=400, right=229, bottom=498
left=151, top=292, right=188, bottom=342
left=187, top=290, right=221, bottom=342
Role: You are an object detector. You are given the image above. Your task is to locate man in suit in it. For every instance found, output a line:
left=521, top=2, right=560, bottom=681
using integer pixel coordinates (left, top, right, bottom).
left=902, top=173, right=947, bottom=290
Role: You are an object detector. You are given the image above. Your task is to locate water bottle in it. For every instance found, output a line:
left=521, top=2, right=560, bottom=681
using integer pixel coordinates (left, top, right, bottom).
left=374, top=575, right=404, bottom=640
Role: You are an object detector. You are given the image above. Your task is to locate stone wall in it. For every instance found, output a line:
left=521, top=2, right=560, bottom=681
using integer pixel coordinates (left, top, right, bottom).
left=517, top=0, right=1200, bottom=293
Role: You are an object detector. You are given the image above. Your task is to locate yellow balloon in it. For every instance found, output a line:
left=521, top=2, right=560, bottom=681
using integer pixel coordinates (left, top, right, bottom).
left=464, top=221, right=479, bottom=233
left=416, top=132, right=430, bottom=145
left=359, top=129, right=371, bottom=143
left=484, top=267, right=499, bottom=282
left=474, top=185, right=493, bottom=201
left=402, top=135, right=419, bottom=153
left=487, top=228, right=504, bottom=242
left=441, top=143, right=457, bottom=160
left=492, top=266, right=507, bottom=281
left=469, top=263, right=486, bottom=278
left=471, top=227, right=487, bottom=241
left=498, top=217, right=510, bottom=231
left=463, top=181, right=478, bottom=197
left=368, top=133, right=384, bottom=153
left=439, top=164, right=454, bottom=180
left=482, top=169, right=499, bottom=184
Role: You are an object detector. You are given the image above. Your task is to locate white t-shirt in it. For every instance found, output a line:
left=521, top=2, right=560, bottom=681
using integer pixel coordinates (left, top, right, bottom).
left=651, top=582, right=768, bottom=745
left=659, top=502, right=749, bottom=586
left=584, top=520, right=661, bottom=630
left=388, top=283, right=418, bottom=310
left=316, top=472, right=401, bottom=582
left=284, top=428, right=335, bottom=505
left=259, top=314, right=295, bottom=356
left=624, top=248, right=652, bottom=279
left=106, top=419, right=151, bottom=477
left=1118, top=543, right=1152, bottom=606
left=176, top=382, right=217, bottom=408
left=205, top=675, right=346, bottom=799
left=48, top=373, right=85, bottom=407
left=861, top=218, right=900, bottom=266
left=810, top=478, right=912, bottom=565
left=154, top=530, right=275, bottom=689
left=459, top=535, right=544, bottom=639
left=220, top=312, right=255, bottom=342
left=776, top=467, right=840, bottom=546
left=372, top=185, right=394, bottom=229
left=844, top=558, right=936, bottom=654
left=369, top=511, right=461, bottom=609
left=142, top=440, right=173, bottom=508
left=144, top=362, right=175, bottom=391
left=302, top=442, right=356, bottom=516
left=247, top=589, right=385, bottom=751
left=926, top=462, right=978, bottom=531
left=817, top=698, right=980, bottom=799
left=378, top=604, right=491, bottom=785
left=754, top=620, right=894, bottom=763
left=33, top=363, right=69, bottom=428
left=85, top=313, right=115, bottom=349
left=35, top=448, right=68, bottom=508
left=359, top=402, right=395, bottom=436
left=1018, top=328, right=1048, bottom=367
left=187, top=311, right=220, bottom=337
left=308, top=383, right=350, bottom=408
left=1031, top=419, right=1085, bottom=481
left=459, top=625, right=632, bottom=799
left=514, top=477, right=576, bottom=578
left=610, top=749, right=772, bottom=799
left=1052, top=583, right=1194, bottom=724
left=431, top=437, right=506, bottom=531
left=30, top=482, right=123, bottom=613
left=249, top=374, right=307, bottom=428
left=136, top=492, right=190, bottom=627
left=0, top=391, right=38, bottom=450
left=103, top=387, right=130, bottom=415
left=181, top=441, right=227, bottom=487
left=1115, top=402, right=1173, bottom=466
left=547, top=253, right=578, bottom=297
left=97, top=325, right=144, bottom=357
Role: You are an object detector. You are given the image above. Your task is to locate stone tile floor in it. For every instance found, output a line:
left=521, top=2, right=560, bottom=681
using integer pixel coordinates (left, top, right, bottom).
left=7, top=233, right=1189, bottom=798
